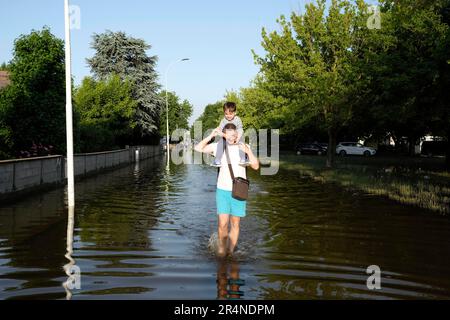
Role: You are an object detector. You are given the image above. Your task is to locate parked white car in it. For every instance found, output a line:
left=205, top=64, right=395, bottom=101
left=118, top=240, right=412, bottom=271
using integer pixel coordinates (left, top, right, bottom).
left=336, top=142, right=376, bottom=156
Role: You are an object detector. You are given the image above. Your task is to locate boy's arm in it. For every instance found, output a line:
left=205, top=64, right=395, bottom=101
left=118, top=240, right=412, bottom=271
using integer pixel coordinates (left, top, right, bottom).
left=219, top=118, right=227, bottom=129
left=215, top=118, right=227, bottom=138
left=194, top=129, right=220, bottom=154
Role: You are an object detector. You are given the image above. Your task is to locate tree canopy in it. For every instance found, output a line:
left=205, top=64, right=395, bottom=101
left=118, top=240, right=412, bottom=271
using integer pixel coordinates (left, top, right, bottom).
left=74, top=75, right=138, bottom=152
left=0, top=28, right=66, bottom=159
left=196, top=0, right=450, bottom=167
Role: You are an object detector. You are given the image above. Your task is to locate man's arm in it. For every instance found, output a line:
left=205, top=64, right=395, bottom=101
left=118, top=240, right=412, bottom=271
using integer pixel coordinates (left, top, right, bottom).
left=234, top=117, right=244, bottom=142
left=213, top=119, right=227, bottom=139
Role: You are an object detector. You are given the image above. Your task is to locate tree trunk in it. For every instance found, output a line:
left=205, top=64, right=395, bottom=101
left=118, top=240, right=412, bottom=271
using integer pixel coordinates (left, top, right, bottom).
left=391, top=133, right=398, bottom=153
left=408, top=136, right=417, bottom=157
left=446, top=129, right=450, bottom=169
left=326, top=128, right=337, bottom=168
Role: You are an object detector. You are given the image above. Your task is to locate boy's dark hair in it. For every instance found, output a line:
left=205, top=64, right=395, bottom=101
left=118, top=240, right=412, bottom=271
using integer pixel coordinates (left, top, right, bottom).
left=222, top=123, right=237, bottom=132
left=223, top=102, right=237, bottom=112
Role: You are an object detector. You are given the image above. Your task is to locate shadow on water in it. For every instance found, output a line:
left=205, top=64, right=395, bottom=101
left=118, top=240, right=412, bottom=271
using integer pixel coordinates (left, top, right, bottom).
left=1, top=150, right=450, bottom=299
left=216, top=258, right=245, bottom=300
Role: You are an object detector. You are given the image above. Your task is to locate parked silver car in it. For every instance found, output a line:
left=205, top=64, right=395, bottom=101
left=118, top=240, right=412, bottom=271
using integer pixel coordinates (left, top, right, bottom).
left=336, top=142, right=376, bottom=156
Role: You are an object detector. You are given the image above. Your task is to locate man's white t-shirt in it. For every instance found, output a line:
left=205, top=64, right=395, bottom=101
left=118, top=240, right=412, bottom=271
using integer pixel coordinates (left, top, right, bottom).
left=211, top=142, right=247, bottom=191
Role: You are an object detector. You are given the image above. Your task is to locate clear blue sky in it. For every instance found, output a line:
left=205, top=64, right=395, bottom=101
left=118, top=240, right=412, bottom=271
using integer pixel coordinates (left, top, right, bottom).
left=1, top=0, right=377, bottom=124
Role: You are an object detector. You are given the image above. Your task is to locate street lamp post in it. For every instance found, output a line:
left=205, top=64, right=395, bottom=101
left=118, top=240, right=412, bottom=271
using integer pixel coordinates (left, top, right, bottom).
left=165, top=58, right=190, bottom=168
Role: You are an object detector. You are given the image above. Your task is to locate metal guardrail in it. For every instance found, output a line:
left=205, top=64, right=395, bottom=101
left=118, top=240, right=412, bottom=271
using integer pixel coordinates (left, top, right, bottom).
left=0, top=145, right=163, bottom=200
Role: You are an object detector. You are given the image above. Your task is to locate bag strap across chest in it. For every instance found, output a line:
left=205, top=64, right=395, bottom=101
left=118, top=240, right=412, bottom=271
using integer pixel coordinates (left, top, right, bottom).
left=217, top=139, right=247, bottom=179
left=224, top=142, right=236, bottom=180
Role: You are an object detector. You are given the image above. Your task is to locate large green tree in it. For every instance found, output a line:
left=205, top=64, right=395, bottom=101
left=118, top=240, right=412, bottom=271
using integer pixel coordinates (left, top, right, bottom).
left=0, top=28, right=66, bottom=159
left=74, top=75, right=138, bottom=152
left=87, top=31, right=163, bottom=143
left=253, top=0, right=369, bottom=167
left=353, top=0, right=450, bottom=155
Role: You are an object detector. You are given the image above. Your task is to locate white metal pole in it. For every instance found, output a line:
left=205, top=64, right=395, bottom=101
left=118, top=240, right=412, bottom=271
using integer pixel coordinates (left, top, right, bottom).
left=64, top=0, right=75, bottom=207
left=165, top=76, right=170, bottom=167
left=63, top=205, right=75, bottom=299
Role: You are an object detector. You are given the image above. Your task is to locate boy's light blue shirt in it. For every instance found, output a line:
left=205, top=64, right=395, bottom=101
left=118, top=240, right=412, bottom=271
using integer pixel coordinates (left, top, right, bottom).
left=219, top=116, right=244, bottom=136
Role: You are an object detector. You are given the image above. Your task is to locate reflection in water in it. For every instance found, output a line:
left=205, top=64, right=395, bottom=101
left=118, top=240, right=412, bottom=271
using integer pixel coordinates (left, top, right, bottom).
left=216, top=258, right=245, bottom=300
left=250, top=168, right=450, bottom=299
left=62, top=206, right=79, bottom=300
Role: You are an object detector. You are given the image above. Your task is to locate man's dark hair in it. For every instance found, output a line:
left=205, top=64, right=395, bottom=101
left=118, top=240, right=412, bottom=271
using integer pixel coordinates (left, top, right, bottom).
left=223, top=102, right=237, bottom=112
left=222, top=123, right=237, bottom=133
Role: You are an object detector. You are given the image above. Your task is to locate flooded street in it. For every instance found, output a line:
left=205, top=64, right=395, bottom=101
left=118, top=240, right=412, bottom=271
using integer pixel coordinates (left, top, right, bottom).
left=1, top=153, right=450, bottom=299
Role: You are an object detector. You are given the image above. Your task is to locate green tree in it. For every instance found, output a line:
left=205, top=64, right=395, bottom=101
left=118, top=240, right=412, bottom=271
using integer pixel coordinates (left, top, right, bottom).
left=192, top=101, right=223, bottom=137
left=354, top=0, right=450, bottom=155
left=0, top=89, right=14, bottom=159
left=0, top=62, right=9, bottom=71
left=74, top=75, right=138, bottom=152
left=253, top=0, right=368, bottom=167
left=0, top=28, right=66, bottom=158
left=159, top=91, right=193, bottom=136
left=225, top=77, right=289, bottom=131
left=87, top=31, right=163, bottom=143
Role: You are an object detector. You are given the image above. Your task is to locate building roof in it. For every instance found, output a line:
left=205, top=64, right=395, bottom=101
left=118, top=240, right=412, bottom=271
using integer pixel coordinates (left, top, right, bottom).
left=0, top=71, right=11, bottom=89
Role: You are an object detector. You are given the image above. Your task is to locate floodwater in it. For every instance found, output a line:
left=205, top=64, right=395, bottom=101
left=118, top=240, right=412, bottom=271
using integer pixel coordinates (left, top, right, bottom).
left=1, top=151, right=450, bottom=300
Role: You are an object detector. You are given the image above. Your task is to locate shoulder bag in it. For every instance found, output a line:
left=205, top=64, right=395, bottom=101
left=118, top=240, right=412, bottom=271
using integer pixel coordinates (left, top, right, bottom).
left=224, top=142, right=250, bottom=201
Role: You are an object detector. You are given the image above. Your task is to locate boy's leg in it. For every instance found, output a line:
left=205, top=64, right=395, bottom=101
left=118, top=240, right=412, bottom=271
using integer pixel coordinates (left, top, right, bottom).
left=228, top=261, right=242, bottom=298
left=238, top=135, right=249, bottom=164
left=212, top=138, right=224, bottom=166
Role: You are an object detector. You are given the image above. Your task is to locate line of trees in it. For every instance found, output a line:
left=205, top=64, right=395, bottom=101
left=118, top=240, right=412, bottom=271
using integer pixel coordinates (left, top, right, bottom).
left=0, top=28, right=193, bottom=159
left=159, top=90, right=193, bottom=137
left=196, top=0, right=450, bottom=168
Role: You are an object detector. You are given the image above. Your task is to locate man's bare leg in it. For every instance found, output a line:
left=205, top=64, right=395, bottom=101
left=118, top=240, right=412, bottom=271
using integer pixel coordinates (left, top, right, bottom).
left=217, top=214, right=230, bottom=257
left=227, top=216, right=241, bottom=255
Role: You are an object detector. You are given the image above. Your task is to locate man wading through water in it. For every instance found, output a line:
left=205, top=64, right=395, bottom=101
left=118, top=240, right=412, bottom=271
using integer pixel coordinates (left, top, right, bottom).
left=195, top=123, right=260, bottom=257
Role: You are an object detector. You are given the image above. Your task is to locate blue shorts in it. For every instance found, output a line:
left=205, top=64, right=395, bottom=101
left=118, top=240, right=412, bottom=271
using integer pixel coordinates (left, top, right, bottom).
left=216, top=188, right=247, bottom=218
